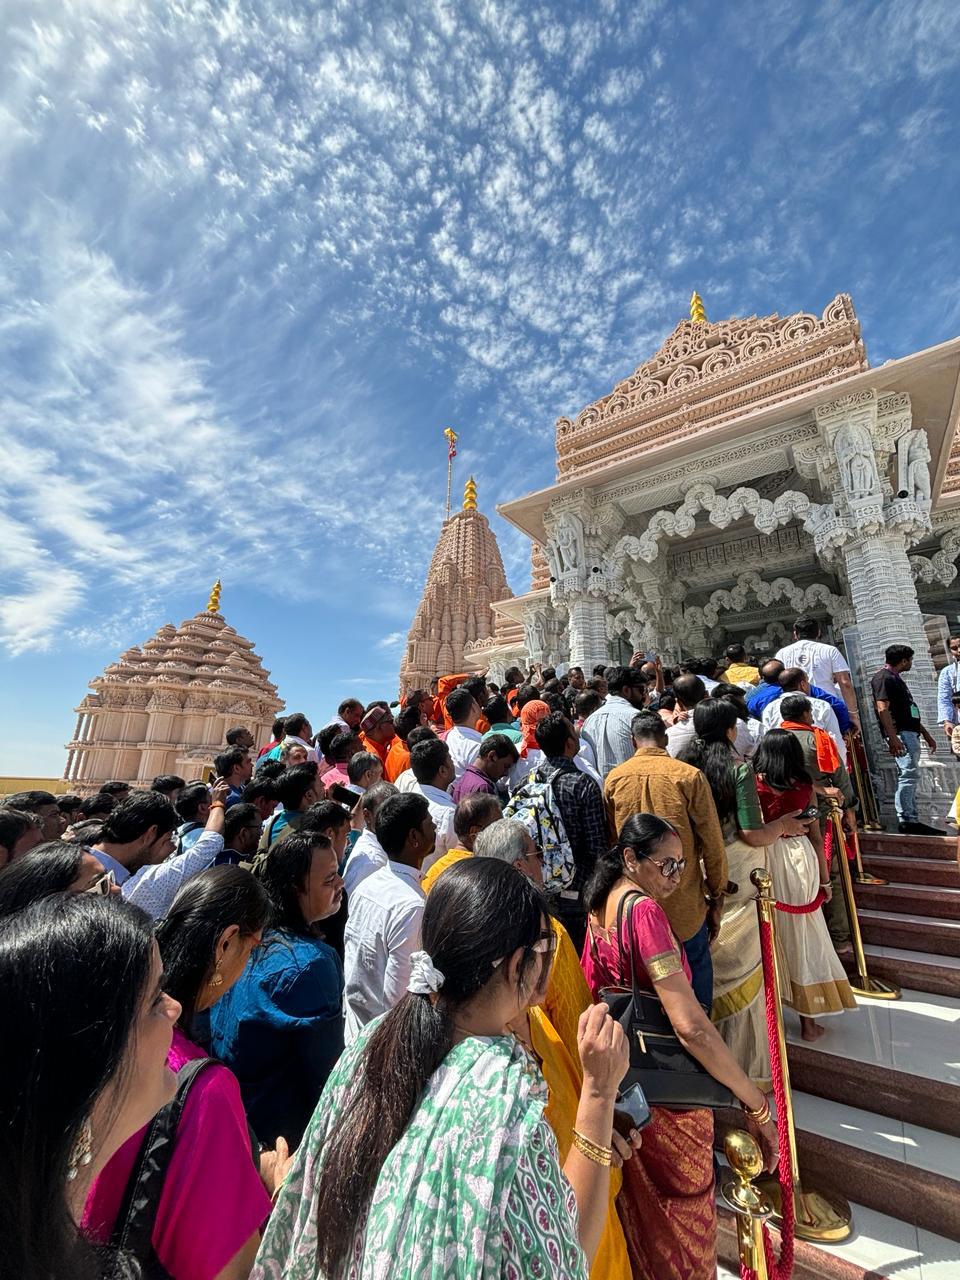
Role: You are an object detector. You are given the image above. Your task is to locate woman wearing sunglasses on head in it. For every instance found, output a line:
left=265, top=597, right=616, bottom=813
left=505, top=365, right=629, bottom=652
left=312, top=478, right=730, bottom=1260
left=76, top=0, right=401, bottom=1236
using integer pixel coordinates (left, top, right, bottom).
left=254, top=857, right=630, bottom=1280
left=582, top=813, right=779, bottom=1280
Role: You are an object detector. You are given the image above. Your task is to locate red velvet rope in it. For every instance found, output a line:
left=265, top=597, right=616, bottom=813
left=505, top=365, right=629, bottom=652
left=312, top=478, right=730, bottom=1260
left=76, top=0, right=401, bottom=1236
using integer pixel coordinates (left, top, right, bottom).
left=740, top=917, right=796, bottom=1280
left=771, top=821, right=829, bottom=915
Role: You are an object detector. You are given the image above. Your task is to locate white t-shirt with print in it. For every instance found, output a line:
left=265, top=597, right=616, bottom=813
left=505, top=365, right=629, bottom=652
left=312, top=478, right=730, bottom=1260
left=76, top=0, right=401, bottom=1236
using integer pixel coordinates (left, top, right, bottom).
left=775, top=639, right=850, bottom=696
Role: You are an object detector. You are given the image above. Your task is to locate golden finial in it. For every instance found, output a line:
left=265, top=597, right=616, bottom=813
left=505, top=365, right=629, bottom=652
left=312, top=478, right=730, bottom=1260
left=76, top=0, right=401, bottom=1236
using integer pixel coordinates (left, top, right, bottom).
left=690, top=290, right=707, bottom=324
left=463, top=476, right=477, bottom=511
left=206, top=579, right=222, bottom=613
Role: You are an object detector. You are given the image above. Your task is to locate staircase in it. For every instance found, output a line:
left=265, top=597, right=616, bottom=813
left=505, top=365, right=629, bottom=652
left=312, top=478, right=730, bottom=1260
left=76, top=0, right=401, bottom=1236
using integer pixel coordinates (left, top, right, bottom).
left=716, top=831, right=960, bottom=1279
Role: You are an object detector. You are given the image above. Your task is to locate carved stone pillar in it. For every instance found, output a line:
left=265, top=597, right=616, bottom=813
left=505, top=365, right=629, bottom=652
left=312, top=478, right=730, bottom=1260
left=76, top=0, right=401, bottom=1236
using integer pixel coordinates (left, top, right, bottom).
left=840, top=529, right=939, bottom=727
left=567, top=596, right=610, bottom=672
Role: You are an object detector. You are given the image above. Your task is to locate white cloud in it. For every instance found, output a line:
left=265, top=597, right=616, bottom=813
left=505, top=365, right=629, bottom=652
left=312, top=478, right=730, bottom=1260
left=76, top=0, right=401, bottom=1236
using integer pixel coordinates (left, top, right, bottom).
left=377, top=631, right=406, bottom=650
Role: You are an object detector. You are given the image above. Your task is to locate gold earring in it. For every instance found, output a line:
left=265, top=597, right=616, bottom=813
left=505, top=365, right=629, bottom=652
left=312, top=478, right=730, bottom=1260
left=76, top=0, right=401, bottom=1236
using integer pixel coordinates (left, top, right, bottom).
left=210, top=962, right=223, bottom=988
left=67, top=1116, right=93, bottom=1181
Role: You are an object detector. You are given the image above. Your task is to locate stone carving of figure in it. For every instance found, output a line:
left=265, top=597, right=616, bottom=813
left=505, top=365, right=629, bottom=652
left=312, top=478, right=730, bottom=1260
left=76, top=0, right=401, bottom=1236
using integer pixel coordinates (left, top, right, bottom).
left=554, top=514, right=583, bottom=574
left=835, top=423, right=879, bottom=496
left=530, top=612, right=547, bottom=654
left=897, top=428, right=931, bottom=503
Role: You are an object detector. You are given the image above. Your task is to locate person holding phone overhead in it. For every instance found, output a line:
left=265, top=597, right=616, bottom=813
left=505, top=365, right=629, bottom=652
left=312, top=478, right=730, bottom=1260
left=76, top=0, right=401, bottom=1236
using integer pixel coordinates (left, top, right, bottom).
left=582, top=814, right=779, bottom=1280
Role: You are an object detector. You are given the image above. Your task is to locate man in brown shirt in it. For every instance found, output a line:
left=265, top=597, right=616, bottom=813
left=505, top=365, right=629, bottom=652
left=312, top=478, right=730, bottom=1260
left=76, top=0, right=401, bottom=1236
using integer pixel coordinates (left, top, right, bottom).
left=604, top=710, right=728, bottom=1009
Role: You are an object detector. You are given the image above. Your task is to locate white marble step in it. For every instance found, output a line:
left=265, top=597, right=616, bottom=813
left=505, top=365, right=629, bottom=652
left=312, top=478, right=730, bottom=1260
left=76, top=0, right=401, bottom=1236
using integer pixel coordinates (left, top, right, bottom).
left=816, top=1201, right=959, bottom=1278
left=865, top=942, right=960, bottom=971
left=791, top=1091, right=960, bottom=1182
left=783, top=987, right=960, bottom=1084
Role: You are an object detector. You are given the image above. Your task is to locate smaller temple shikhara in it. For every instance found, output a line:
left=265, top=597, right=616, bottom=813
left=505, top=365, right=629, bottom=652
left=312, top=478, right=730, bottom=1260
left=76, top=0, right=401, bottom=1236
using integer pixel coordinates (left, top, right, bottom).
left=399, top=477, right=523, bottom=691
left=64, top=583, right=283, bottom=791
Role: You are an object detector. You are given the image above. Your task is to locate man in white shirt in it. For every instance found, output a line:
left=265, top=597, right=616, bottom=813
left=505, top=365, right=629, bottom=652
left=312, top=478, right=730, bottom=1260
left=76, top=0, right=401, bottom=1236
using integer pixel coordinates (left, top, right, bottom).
left=776, top=617, right=860, bottom=729
left=443, top=687, right=484, bottom=779
left=343, top=792, right=435, bottom=1043
left=410, top=737, right=457, bottom=871
left=580, top=665, right=649, bottom=779
left=89, top=783, right=228, bottom=919
left=761, top=667, right=846, bottom=762
left=342, top=781, right=398, bottom=895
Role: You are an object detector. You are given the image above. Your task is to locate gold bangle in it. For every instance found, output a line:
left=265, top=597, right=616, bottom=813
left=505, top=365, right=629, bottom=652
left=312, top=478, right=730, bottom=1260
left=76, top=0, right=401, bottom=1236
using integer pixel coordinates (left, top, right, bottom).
left=741, top=1098, right=771, bottom=1124
left=571, top=1129, right=613, bottom=1167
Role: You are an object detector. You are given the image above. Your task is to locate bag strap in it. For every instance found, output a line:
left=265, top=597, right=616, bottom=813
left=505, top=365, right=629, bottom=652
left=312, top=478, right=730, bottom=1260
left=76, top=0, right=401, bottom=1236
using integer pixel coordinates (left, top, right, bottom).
left=110, top=1057, right=218, bottom=1265
left=614, top=889, right=646, bottom=1008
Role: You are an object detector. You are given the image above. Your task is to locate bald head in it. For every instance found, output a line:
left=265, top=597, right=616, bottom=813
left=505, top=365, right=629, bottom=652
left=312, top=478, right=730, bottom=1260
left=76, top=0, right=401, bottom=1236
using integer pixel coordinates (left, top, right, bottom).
left=452, top=792, right=503, bottom=851
left=760, top=659, right=785, bottom=685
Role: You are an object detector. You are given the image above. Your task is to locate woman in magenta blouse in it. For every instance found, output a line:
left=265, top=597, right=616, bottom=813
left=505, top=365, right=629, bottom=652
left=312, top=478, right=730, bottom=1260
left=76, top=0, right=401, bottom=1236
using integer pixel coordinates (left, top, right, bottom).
left=83, top=867, right=278, bottom=1280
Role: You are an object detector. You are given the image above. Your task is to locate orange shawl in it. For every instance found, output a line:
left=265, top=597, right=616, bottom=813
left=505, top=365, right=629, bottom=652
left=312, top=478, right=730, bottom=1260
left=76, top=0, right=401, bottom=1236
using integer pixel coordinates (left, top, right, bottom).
left=780, top=720, right=841, bottom=774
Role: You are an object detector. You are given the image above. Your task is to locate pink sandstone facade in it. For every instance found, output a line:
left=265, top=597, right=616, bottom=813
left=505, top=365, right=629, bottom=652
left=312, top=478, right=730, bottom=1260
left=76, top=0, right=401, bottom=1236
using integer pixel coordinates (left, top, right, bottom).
left=64, top=583, right=283, bottom=791
left=399, top=479, right=522, bottom=692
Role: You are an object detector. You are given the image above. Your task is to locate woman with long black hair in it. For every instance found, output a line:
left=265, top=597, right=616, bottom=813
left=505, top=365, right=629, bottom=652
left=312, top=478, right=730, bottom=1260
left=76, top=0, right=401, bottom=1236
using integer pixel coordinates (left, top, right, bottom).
left=752, top=730, right=855, bottom=1040
left=83, top=866, right=275, bottom=1280
left=253, top=857, right=629, bottom=1279
left=0, top=894, right=180, bottom=1280
left=678, top=699, right=808, bottom=1085
left=582, top=813, right=779, bottom=1280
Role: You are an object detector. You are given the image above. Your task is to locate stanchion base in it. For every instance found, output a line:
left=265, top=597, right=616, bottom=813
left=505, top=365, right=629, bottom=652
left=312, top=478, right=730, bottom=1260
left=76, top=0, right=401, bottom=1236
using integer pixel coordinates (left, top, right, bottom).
left=755, top=1178, right=853, bottom=1242
left=853, top=872, right=889, bottom=885
left=863, top=822, right=883, bottom=831
left=850, top=974, right=901, bottom=999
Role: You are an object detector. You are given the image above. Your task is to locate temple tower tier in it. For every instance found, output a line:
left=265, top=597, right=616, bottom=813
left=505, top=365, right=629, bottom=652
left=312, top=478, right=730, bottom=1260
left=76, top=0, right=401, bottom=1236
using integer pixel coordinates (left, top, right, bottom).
left=64, top=585, right=283, bottom=791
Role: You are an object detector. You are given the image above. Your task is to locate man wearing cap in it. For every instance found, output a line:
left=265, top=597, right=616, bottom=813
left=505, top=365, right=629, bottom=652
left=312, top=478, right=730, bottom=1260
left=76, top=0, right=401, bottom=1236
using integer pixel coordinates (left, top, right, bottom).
left=360, top=703, right=396, bottom=768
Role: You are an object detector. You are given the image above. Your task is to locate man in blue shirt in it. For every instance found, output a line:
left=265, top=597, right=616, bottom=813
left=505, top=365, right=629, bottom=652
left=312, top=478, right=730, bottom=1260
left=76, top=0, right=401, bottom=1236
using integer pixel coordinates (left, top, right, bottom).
left=747, top=659, right=851, bottom=733
left=214, top=745, right=254, bottom=808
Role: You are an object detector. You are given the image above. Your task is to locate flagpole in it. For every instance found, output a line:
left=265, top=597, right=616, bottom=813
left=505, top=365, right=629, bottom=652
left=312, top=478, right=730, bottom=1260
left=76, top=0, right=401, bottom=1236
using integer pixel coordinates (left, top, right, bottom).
left=443, top=428, right=458, bottom=522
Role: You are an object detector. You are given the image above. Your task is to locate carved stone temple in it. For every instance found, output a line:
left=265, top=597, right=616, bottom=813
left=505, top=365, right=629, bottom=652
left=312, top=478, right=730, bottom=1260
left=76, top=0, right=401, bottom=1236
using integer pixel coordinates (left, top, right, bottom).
left=467, top=292, right=960, bottom=821
left=64, top=583, right=283, bottom=791
left=399, top=478, right=523, bottom=691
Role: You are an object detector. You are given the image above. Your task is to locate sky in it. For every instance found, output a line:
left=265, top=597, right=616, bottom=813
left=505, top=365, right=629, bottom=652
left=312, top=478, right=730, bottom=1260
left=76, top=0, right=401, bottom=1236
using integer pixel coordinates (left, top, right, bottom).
left=2, top=0, right=960, bottom=776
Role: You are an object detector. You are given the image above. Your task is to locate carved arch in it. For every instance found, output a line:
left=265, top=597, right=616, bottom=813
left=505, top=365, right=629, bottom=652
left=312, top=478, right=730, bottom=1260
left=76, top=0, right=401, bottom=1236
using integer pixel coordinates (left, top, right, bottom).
left=605, top=484, right=813, bottom=568
left=682, top=572, right=850, bottom=632
left=909, top=526, right=960, bottom=587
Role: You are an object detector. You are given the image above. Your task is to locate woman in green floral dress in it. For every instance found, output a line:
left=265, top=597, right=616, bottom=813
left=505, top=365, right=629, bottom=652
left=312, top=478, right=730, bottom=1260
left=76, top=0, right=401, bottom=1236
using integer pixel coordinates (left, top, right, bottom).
left=252, top=858, right=629, bottom=1279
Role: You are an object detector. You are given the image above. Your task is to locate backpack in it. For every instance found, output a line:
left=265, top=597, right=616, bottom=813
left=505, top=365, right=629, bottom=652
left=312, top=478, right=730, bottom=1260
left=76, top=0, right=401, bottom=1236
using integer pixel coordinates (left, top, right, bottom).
left=109, top=1058, right=259, bottom=1278
left=504, top=765, right=576, bottom=891
left=171, top=821, right=202, bottom=859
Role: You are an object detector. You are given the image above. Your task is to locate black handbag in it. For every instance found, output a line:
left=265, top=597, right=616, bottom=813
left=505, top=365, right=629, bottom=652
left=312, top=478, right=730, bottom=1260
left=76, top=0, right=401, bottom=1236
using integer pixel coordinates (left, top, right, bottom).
left=597, top=891, right=735, bottom=1110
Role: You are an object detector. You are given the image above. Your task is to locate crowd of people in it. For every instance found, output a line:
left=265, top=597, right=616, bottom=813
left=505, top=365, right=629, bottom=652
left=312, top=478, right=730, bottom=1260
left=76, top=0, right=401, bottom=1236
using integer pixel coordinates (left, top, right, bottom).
left=0, top=614, right=941, bottom=1279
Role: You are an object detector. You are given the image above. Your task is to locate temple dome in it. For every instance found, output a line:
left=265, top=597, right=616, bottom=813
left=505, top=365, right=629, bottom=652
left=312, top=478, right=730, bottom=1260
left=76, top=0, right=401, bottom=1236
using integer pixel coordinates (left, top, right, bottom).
left=64, top=585, right=284, bottom=791
left=399, top=478, right=515, bottom=691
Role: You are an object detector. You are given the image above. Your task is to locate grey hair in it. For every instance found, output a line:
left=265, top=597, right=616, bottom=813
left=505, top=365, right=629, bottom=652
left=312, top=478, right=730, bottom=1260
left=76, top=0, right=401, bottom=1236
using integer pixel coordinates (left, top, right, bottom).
left=473, top=818, right=527, bottom=866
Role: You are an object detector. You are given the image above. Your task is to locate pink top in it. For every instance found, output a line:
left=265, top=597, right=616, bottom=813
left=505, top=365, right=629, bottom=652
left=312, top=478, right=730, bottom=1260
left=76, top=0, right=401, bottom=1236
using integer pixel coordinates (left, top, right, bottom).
left=83, top=1028, right=271, bottom=1280
left=582, top=893, right=692, bottom=998
left=321, top=764, right=351, bottom=791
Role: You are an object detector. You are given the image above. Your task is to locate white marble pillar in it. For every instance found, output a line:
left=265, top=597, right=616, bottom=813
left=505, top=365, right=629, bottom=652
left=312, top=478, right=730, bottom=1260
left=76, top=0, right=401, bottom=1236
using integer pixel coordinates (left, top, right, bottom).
left=567, top=597, right=610, bottom=672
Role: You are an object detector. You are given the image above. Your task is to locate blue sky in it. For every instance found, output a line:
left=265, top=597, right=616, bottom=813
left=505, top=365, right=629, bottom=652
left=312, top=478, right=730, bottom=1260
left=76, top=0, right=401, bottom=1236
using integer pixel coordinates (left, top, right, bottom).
left=2, top=0, right=959, bottom=776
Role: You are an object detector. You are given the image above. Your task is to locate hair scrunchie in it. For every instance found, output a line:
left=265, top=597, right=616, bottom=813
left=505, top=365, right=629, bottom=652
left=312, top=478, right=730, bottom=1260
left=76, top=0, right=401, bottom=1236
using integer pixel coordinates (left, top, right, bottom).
left=407, top=950, right=445, bottom=995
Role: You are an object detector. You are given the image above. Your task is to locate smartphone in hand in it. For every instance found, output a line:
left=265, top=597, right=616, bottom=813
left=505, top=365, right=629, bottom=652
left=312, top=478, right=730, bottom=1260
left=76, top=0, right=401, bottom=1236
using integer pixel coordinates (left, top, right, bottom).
left=613, top=1082, right=652, bottom=1136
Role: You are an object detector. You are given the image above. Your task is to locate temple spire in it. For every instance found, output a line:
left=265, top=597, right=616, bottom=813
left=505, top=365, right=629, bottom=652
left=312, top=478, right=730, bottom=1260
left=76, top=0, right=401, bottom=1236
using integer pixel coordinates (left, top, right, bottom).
left=463, top=476, right=477, bottom=510
left=690, top=290, right=707, bottom=324
left=206, top=579, right=222, bottom=613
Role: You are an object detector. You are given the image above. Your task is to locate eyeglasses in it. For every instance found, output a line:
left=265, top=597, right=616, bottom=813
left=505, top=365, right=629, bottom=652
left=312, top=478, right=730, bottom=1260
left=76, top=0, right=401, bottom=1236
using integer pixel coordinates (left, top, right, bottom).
left=649, top=856, right=686, bottom=879
left=84, top=869, right=117, bottom=896
left=526, top=845, right=546, bottom=865
left=491, top=931, right=557, bottom=969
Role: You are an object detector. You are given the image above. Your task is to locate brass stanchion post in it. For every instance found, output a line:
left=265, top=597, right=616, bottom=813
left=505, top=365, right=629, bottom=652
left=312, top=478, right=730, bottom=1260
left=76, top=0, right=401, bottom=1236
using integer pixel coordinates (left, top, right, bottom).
left=721, top=1130, right=772, bottom=1279
left=845, top=731, right=883, bottom=832
left=751, top=867, right=852, bottom=1242
left=828, top=800, right=900, bottom=999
